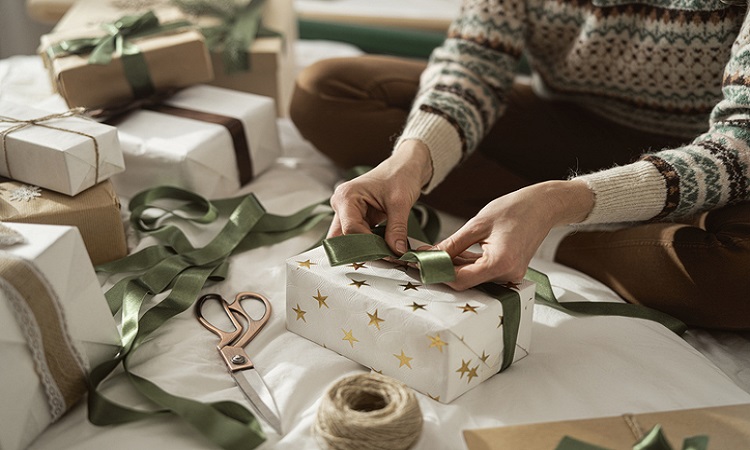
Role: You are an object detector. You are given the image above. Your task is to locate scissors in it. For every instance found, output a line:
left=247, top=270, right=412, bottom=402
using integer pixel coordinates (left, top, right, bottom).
left=195, top=292, right=282, bottom=434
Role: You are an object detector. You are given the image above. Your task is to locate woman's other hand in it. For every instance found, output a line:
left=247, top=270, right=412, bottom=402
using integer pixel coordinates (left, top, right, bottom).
left=435, top=180, right=595, bottom=290
left=328, top=140, right=433, bottom=255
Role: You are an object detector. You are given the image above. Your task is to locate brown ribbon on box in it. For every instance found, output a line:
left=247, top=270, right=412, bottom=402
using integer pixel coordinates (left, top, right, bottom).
left=0, top=109, right=100, bottom=184
left=146, top=103, right=254, bottom=185
left=0, top=253, right=88, bottom=420
left=105, top=101, right=254, bottom=185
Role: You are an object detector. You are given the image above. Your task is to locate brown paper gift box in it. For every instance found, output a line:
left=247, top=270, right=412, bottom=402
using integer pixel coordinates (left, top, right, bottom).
left=51, top=0, right=296, bottom=116
left=39, top=14, right=214, bottom=110
left=463, top=403, right=750, bottom=450
left=0, top=179, right=127, bottom=265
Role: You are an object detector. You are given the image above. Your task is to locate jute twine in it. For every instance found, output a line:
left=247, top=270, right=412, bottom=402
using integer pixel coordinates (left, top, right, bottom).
left=314, top=372, right=423, bottom=450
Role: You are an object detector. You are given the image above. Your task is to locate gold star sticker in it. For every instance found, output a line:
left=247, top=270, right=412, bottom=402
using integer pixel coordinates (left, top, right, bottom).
left=349, top=262, right=367, bottom=270
left=428, top=394, right=441, bottom=402
left=456, top=359, right=471, bottom=379
left=371, top=368, right=383, bottom=374
left=349, top=279, right=369, bottom=288
left=409, top=301, right=427, bottom=311
left=400, top=281, right=421, bottom=291
left=479, top=350, right=490, bottom=363
left=466, top=365, right=479, bottom=383
left=393, top=350, right=413, bottom=369
left=428, top=334, right=448, bottom=353
left=297, top=259, right=315, bottom=269
left=342, top=329, right=359, bottom=347
left=292, top=304, right=307, bottom=322
left=459, top=303, right=478, bottom=314
left=502, top=281, right=521, bottom=289
left=497, top=315, right=504, bottom=328
left=312, top=289, right=329, bottom=308
left=367, top=309, right=385, bottom=330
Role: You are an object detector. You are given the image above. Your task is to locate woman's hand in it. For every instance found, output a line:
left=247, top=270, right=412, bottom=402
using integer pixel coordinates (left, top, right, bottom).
left=328, top=140, right=433, bottom=255
left=434, top=180, right=595, bottom=290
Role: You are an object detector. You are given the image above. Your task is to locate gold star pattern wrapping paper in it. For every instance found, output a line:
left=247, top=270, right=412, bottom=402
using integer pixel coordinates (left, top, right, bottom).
left=285, top=245, right=535, bottom=403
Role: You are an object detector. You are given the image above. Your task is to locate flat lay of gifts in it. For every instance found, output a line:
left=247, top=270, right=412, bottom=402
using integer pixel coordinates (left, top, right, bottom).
left=2, top=1, right=743, bottom=450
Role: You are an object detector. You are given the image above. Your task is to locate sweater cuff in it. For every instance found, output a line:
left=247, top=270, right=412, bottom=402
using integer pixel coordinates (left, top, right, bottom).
left=573, top=161, right=668, bottom=224
left=395, top=109, right=462, bottom=193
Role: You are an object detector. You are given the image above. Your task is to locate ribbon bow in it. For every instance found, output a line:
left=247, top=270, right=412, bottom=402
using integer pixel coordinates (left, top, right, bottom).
left=46, top=11, right=191, bottom=99
left=556, top=424, right=709, bottom=450
left=0, top=108, right=100, bottom=183
left=171, top=0, right=282, bottom=73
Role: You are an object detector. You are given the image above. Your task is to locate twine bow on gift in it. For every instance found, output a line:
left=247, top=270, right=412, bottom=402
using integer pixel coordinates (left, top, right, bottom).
left=45, top=11, right=192, bottom=99
left=171, top=0, right=282, bottom=73
left=0, top=109, right=100, bottom=184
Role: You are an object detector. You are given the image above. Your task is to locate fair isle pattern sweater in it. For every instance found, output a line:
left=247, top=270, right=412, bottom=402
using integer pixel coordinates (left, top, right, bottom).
left=396, top=0, right=750, bottom=224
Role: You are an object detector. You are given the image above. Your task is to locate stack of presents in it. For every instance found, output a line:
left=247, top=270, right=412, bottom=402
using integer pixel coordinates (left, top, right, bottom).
left=1, top=1, right=541, bottom=449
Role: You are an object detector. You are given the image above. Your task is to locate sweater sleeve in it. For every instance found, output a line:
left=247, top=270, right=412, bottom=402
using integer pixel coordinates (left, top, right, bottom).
left=575, top=11, right=750, bottom=225
left=395, top=0, right=527, bottom=192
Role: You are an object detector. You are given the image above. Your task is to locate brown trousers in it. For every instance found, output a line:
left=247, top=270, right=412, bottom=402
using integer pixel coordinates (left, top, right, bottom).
left=290, top=55, right=750, bottom=330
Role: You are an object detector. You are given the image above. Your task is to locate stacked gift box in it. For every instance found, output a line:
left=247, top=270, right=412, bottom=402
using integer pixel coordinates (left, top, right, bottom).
left=45, top=0, right=297, bottom=116
left=0, top=100, right=128, bottom=264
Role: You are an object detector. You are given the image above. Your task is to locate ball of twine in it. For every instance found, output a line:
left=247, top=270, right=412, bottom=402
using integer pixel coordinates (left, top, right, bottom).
left=314, top=372, right=423, bottom=450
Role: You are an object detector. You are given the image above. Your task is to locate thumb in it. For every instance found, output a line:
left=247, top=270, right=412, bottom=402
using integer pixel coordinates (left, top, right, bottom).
left=384, top=212, right=410, bottom=255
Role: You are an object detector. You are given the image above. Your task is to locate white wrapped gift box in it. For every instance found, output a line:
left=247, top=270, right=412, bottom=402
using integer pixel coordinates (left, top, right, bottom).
left=0, top=101, right=124, bottom=196
left=110, top=85, right=282, bottom=199
left=0, top=222, right=120, bottom=450
left=286, top=245, right=535, bottom=403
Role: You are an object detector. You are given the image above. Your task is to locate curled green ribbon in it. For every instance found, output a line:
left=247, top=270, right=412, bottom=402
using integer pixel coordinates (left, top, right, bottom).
left=171, top=0, right=283, bottom=73
left=46, top=11, right=192, bottom=99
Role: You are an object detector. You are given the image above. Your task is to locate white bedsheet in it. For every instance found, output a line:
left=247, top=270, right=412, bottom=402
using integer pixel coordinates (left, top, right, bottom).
left=2, top=48, right=749, bottom=450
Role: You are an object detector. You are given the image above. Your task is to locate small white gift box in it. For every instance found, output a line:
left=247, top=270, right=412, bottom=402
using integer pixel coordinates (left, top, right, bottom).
left=0, top=101, right=125, bottom=196
left=0, top=222, right=120, bottom=450
left=286, top=245, right=535, bottom=403
left=110, top=84, right=282, bottom=199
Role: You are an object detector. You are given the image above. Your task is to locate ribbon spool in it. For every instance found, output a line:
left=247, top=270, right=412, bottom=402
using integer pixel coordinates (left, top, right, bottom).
left=314, top=372, right=423, bottom=450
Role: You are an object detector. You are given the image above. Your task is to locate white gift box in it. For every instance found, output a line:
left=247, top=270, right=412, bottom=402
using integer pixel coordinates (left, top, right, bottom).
left=0, top=101, right=125, bottom=196
left=110, top=85, right=282, bottom=199
left=286, top=245, right=535, bottom=403
left=0, top=222, right=120, bottom=450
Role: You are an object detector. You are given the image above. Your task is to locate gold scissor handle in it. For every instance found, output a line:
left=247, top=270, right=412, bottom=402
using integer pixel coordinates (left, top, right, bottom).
left=196, top=292, right=272, bottom=372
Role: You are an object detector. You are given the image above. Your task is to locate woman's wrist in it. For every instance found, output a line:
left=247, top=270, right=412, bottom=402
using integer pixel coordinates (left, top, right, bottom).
left=391, top=139, right=433, bottom=188
left=536, top=179, right=595, bottom=226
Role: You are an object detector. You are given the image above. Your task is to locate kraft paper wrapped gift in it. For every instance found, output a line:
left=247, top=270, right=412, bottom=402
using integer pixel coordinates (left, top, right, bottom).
left=286, top=245, right=535, bottom=403
left=462, top=403, right=750, bottom=450
left=0, top=222, right=121, bottom=450
left=53, top=0, right=298, bottom=116
left=0, top=179, right=127, bottom=265
left=108, top=84, right=282, bottom=200
left=0, top=100, right=125, bottom=196
left=39, top=10, right=214, bottom=110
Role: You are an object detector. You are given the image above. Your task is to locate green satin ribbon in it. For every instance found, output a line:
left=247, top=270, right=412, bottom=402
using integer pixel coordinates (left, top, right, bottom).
left=171, top=0, right=282, bottom=73
left=91, top=186, right=335, bottom=450
left=322, top=232, right=522, bottom=372
left=46, top=11, right=192, bottom=98
left=524, top=268, right=687, bottom=335
left=556, top=424, right=709, bottom=450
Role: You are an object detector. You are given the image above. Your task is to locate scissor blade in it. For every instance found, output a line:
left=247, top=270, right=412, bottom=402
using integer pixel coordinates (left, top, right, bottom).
left=232, top=369, right=282, bottom=434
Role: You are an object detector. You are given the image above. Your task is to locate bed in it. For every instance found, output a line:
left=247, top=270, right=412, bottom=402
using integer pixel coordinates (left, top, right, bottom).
left=2, top=37, right=750, bottom=450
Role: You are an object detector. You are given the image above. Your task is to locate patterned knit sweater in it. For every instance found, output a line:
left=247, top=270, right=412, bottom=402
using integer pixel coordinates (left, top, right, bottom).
left=397, top=0, right=750, bottom=224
